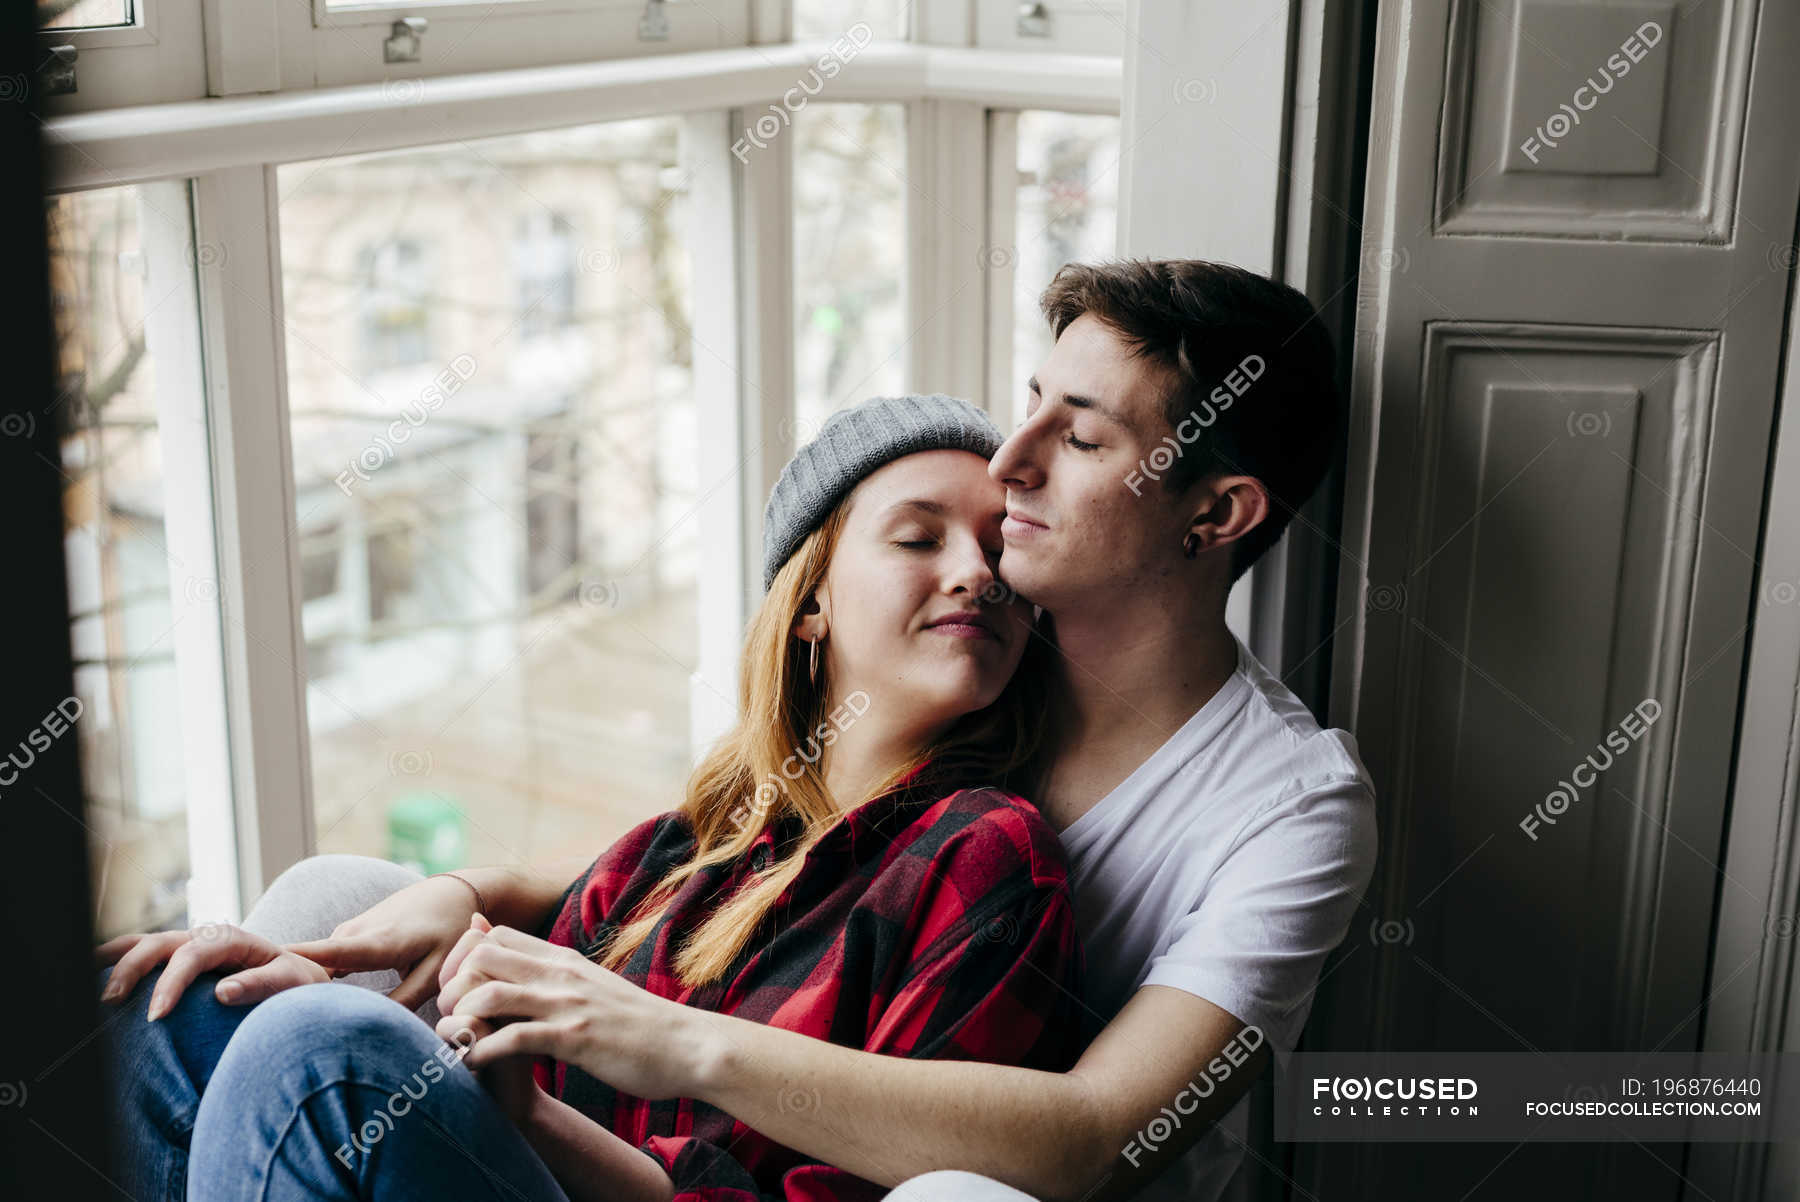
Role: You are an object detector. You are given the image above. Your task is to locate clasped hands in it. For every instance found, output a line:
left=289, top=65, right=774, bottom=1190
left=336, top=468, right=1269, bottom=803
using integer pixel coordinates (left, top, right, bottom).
left=430, top=913, right=695, bottom=1121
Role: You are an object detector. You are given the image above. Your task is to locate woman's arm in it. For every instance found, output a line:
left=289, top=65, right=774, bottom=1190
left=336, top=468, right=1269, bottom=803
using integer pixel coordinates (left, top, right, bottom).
left=517, top=1070, right=676, bottom=1202
left=445, top=917, right=677, bottom=1202
left=442, top=857, right=595, bottom=931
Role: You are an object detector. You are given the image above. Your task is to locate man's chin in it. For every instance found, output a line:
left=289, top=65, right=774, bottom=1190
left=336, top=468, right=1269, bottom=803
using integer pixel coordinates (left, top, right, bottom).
left=995, top=556, right=1055, bottom=610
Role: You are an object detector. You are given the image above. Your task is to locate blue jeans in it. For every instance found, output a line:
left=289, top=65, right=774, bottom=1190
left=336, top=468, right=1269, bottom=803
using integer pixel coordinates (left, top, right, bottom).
left=99, top=962, right=571, bottom=1202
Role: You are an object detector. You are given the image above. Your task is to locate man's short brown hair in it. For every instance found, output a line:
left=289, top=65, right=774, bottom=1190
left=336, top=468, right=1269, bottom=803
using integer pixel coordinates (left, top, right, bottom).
left=1040, top=259, right=1341, bottom=582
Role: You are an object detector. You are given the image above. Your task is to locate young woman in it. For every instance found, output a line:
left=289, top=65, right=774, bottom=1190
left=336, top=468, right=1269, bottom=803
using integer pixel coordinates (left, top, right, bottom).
left=95, top=393, right=1086, bottom=1202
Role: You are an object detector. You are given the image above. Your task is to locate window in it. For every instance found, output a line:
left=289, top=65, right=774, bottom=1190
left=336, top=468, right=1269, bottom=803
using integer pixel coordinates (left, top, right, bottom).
left=1010, top=110, right=1119, bottom=427
left=278, top=117, right=698, bottom=874
left=513, top=211, right=580, bottom=339
left=975, top=0, right=1126, bottom=53
left=793, top=102, right=906, bottom=437
left=40, top=0, right=1127, bottom=910
left=39, top=0, right=132, bottom=31
left=47, top=184, right=233, bottom=939
left=792, top=0, right=905, bottom=40
left=291, top=0, right=749, bottom=93
left=356, top=238, right=435, bottom=372
left=37, top=0, right=206, bottom=112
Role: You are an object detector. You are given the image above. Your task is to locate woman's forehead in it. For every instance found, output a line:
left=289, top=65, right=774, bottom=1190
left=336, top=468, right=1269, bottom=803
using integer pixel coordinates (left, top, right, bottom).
left=847, top=449, right=1001, bottom=516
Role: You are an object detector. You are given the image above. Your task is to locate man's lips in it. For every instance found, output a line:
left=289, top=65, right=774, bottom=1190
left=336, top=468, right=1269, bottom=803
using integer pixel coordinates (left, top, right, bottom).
left=1002, top=509, right=1047, bottom=538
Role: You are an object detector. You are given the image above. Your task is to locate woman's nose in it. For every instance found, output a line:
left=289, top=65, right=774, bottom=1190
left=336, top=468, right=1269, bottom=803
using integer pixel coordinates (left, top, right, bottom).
left=945, top=541, right=999, bottom=597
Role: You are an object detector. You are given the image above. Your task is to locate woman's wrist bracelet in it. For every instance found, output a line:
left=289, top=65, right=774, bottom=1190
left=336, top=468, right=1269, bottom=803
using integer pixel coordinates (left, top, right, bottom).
left=428, top=870, right=488, bottom=916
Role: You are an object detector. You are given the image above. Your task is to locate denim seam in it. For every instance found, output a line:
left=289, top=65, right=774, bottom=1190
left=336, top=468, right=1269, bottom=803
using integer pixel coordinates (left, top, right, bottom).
left=250, top=1075, right=553, bottom=1202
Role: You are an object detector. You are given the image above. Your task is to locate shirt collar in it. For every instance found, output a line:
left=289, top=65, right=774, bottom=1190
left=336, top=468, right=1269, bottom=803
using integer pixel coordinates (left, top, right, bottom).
left=748, top=755, right=938, bottom=863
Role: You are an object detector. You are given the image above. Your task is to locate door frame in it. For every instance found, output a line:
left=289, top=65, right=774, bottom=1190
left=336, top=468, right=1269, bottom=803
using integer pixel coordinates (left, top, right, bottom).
left=1694, top=196, right=1800, bottom=1202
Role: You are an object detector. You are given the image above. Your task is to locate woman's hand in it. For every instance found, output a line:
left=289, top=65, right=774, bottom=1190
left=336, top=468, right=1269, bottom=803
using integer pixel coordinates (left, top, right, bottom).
left=432, top=920, right=708, bottom=1102
left=283, top=874, right=484, bottom=1010
left=438, top=914, right=548, bottom=1128
left=96, top=924, right=330, bottom=1020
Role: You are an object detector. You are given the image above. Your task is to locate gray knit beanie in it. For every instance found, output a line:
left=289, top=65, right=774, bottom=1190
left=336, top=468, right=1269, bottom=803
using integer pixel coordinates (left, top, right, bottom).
left=762, top=394, right=1003, bottom=592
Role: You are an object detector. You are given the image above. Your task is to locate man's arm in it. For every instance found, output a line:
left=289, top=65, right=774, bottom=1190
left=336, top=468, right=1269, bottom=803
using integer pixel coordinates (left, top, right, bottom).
left=682, top=983, right=1266, bottom=1202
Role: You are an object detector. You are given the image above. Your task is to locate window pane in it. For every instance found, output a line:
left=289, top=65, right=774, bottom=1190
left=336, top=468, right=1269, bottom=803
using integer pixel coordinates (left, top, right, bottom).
left=322, top=0, right=536, bottom=8
left=1011, top=111, right=1119, bottom=428
left=793, top=0, right=905, bottom=40
left=793, top=102, right=906, bottom=438
left=40, top=0, right=132, bottom=31
left=48, top=185, right=223, bottom=938
left=277, top=118, right=698, bottom=874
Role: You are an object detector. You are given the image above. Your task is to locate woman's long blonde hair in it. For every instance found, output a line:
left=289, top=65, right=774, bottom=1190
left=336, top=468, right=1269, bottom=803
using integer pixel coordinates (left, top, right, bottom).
left=594, top=484, right=1058, bottom=987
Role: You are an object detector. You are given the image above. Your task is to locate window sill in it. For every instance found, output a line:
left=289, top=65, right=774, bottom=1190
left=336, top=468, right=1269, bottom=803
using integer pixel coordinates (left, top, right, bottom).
left=44, top=41, right=1121, bottom=192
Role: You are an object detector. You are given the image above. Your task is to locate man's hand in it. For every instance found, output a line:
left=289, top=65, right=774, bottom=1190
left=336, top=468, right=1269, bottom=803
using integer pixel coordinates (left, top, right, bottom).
left=283, top=873, right=487, bottom=1010
left=97, top=924, right=330, bottom=1020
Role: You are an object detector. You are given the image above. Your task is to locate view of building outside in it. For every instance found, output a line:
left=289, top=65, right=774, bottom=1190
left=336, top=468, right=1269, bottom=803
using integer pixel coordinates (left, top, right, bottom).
left=1011, top=111, right=1120, bottom=429
left=278, top=117, right=701, bottom=883
left=793, top=103, right=906, bottom=439
left=48, top=185, right=205, bottom=939
left=47, top=98, right=1122, bottom=939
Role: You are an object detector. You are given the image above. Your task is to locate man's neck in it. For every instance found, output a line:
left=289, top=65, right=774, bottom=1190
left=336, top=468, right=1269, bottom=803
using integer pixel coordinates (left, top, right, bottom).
left=1035, top=598, right=1240, bottom=829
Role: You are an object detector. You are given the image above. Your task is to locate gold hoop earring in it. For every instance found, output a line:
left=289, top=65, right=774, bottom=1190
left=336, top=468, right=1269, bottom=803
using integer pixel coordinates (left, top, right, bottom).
left=808, top=635, right=821, bottom=684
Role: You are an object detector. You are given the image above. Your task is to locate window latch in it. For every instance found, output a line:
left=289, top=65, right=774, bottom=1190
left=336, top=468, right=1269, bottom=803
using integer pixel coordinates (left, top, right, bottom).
left=639, top=0, right=671, bottom=42
left=39, top=44, right=77, bottom=96
left=384, top=17, right=428, bottom=64
left=1016, top=1, right=1052, bottom=37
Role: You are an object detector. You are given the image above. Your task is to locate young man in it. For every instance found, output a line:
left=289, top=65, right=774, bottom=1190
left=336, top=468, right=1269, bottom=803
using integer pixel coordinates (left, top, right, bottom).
left=469, top=258, right=1376, bottom=1202
left=115, top=258, right=1375, bottom=1202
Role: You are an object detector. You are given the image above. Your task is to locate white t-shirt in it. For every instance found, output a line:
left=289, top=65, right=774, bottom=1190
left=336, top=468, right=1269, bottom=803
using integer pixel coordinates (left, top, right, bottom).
left=1060, top=633, right=1378, bottom=1202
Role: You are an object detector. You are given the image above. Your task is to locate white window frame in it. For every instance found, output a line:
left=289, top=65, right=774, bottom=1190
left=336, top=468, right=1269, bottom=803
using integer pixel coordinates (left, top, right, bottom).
left=973, top=0, right=1126, bottom=55
left=36, top=0, right=208, bottom=111
left=38, top=3, right=1351, bottom=902
left=41, top=39, right=1121, bottom=902
left=45, top=0, right=1339, bottom=921
left=283, top=0, right=750, bottom=94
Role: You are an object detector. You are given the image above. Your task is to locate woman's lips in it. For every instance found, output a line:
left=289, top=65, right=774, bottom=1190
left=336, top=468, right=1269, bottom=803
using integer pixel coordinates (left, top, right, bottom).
left=927, top=621, right=998, bottom=641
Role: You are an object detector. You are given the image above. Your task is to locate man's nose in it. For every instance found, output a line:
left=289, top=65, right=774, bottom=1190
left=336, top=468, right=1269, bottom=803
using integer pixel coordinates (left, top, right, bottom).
left=989, top=424, right=1042, bottom=490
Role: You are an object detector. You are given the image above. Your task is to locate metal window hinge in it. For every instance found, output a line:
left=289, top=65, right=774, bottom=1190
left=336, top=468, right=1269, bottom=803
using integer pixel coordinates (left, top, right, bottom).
left=384, top=17, right=428, bottom=64
left=638, top=0, right=670, bottom=42
left=40, top=44, right=77, bottom=96
left=1016, top=1, right=1052, bottom=37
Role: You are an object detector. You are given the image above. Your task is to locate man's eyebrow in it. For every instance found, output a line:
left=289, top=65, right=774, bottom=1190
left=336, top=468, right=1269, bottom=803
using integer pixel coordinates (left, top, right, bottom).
left=1030, top=376, right=1131, bottom=428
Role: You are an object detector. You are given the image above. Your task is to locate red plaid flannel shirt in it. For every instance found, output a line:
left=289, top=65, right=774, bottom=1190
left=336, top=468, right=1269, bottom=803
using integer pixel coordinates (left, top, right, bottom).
left=531, top=765, right=1086, bottom=1201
